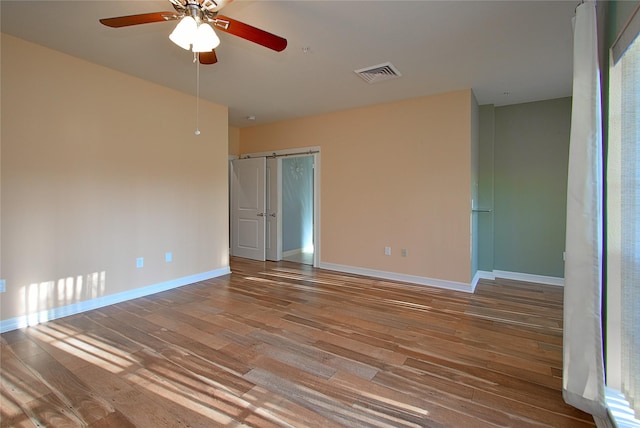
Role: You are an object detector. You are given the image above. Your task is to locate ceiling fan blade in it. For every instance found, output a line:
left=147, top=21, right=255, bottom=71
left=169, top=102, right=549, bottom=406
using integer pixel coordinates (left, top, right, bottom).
left=212, top=16, right=287, bottom=52
left=99, top=12, right=179, bottom=28
left=199, top=50, right=218, bottom=65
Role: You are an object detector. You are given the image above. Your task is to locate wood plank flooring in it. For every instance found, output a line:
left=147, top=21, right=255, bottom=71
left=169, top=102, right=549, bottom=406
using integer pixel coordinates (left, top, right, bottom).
left=1, top=257, right=595, bottom=427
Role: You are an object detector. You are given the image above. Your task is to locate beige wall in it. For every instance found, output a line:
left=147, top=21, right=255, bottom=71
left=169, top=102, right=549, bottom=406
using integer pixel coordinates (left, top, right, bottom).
left=228, top=126, right=240, bottom=156
left=1, top=34, right=230, bottom=324
left=240, top=90, right=474, bottom=284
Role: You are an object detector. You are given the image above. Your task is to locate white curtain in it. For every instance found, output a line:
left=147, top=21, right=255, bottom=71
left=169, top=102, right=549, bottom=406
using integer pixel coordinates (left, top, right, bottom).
left=563, top=0, right=607, bottom=418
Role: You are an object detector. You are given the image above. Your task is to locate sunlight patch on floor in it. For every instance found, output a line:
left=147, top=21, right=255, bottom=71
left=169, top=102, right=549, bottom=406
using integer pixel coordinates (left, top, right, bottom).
left=29, top=324, right=133, bottom=373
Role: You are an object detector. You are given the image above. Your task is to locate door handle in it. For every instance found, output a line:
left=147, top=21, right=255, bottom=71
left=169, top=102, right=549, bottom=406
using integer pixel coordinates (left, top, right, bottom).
left=269, top=212, right=276, bottom=217
left=257, top=212, right=266, bottom=217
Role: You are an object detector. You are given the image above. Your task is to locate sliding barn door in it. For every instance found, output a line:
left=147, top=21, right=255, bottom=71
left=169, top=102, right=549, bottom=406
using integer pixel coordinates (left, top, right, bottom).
left=231, top=158, right=266, bottom=261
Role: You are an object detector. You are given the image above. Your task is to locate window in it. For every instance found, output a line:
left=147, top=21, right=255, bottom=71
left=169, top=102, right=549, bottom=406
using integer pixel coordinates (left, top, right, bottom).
left=607, top=4, right=640, bottom=422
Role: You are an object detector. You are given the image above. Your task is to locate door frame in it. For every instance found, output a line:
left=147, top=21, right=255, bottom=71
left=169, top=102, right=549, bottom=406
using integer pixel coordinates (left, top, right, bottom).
left=266, top=157, right=282, bottom=261
left=236, top=146, right=320, bottom=267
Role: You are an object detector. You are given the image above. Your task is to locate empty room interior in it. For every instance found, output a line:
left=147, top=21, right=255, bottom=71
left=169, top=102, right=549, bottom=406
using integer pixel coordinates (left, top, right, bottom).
left=1, top=1, right=639, bottom=427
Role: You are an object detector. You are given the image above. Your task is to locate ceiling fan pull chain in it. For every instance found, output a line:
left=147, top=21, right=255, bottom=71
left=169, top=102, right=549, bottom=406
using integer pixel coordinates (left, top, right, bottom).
left=194, top=52, right=201, bottom=135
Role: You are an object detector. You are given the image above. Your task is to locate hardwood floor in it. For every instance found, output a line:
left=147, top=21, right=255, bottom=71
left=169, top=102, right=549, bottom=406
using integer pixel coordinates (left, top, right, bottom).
left=1, top=258, right=594, bottom=427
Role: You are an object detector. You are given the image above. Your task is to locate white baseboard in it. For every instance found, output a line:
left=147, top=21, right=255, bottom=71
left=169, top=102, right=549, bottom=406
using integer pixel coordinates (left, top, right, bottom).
left=314, top=263, right=563, bottom=293
left=282, top=249, right=302, bottom=258
left=318, top=262, right=476, bottom=293
left=493, top=270, right=564, bottom=286
left=477, top=270, right=496, bottom=280
left=0, top=266, right=231, bottom=333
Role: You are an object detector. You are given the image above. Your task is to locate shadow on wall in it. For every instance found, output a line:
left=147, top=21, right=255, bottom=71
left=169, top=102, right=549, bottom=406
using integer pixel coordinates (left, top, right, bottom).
left=18, top=271, right=107, bottom=327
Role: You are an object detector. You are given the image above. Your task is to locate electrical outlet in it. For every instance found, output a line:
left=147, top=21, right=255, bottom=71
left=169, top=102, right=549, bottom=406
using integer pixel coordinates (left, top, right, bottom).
left=384, top=246, right=391, bottom=256
left=136, top=257, right=144, bottom=268
left=0, top=279, right=5, bottom=293
left=165, top=252, right=172, bottom=263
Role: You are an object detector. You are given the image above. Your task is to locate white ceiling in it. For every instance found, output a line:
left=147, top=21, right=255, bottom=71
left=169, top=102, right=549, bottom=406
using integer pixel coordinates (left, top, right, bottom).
left=1, top=0, right=576, bottom=128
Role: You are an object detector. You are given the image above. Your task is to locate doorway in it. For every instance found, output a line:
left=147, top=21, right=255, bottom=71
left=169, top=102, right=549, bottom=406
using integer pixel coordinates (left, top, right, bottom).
left=230, top=148, right=319, bottom=266
left=281, top=155, right=314, bottom=265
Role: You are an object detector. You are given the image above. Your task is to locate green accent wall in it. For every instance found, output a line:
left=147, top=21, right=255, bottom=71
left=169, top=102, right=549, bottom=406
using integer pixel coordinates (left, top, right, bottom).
left=478, top=105, right=495, bottom=272
left=608, top=1, right=639, bottom=44
left=483, top=97, right=572, bottom=279
left=493, top=97, right=572, bottom=278
left=471, top=94, right=480, bottom=278
left=476, top=1, right=638, bottom=281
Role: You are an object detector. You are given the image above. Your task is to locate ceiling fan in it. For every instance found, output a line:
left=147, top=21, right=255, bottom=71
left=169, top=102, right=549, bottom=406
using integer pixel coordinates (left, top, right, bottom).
left=99, top=0, right=287, bottom=65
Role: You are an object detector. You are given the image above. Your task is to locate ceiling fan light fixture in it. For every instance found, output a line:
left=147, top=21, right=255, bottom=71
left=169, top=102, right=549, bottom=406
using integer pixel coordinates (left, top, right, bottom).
left=100, top=2, right=288, bottom=63
left=192, top=23, right=220, bottom=52
left=169, top=16, right=197, bottom=50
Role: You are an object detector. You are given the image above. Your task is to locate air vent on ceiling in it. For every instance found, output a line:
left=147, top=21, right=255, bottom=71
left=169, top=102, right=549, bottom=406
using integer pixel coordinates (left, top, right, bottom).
left=354, top=62, right=402, bottom=84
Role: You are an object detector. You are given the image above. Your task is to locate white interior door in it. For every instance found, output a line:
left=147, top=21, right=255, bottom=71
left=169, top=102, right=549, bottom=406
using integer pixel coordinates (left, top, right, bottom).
left=266, top=158, right=282, bottom=261
left=231, top=158, right=266, bottom=261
